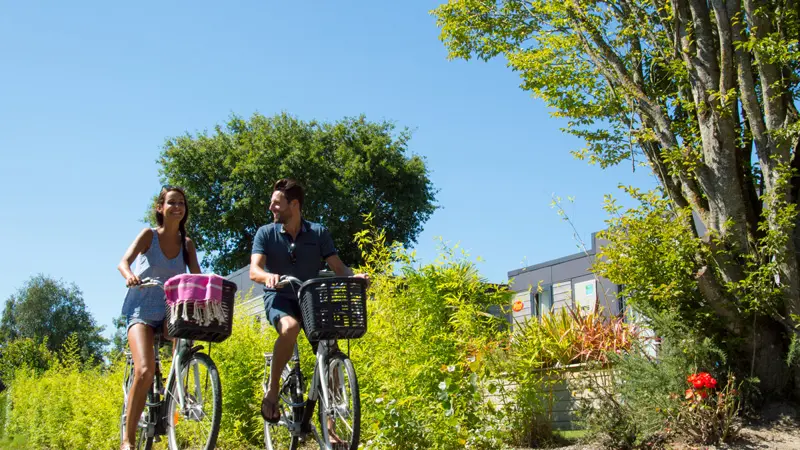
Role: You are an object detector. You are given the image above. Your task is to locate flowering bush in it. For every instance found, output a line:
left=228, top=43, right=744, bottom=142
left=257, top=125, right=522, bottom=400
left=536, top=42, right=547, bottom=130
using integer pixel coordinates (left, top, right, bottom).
left=672, top=372, right=740, bottom=444
left=685, top=372, right=717, bottom=399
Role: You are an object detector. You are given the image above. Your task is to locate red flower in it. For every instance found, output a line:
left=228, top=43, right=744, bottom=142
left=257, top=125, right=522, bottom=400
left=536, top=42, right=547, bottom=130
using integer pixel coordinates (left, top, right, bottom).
left=699, top=390, right=709, bottom=399
left=687, top=372, right=718, bottom=390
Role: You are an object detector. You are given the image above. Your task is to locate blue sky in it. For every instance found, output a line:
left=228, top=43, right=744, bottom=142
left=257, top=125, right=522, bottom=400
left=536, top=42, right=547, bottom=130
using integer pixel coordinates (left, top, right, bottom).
left=0, top=1, right=656, bottom=339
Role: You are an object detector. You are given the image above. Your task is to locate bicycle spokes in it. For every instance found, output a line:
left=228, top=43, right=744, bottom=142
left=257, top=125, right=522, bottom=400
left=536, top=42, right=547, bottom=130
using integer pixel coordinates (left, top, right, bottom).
left=166, top=354, right=221, bottom=450
left=323, top=356, right=360, bottom=449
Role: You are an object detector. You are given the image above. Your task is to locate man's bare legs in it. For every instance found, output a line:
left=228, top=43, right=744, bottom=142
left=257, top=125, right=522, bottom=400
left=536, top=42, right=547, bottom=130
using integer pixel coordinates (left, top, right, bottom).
left=261, top=316, right=345, bottom=445
left=262, top=315, right=300, bottom=421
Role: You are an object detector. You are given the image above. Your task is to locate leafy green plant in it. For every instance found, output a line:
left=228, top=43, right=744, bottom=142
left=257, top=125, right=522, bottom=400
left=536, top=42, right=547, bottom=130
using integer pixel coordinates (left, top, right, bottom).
left=0, top=337, right=53, bottom=386
left=352, top=222, right=513, bottom=449
left=508, top=306, right=640, bottom=370
left=5, top=360, right=123, bottom=449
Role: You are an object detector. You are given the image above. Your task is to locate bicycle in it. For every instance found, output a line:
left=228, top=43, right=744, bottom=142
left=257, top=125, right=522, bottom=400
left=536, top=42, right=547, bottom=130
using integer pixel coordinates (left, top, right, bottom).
left=263, top=275, right=368, bottom=450
left=120, top=276, right=236, bottom=450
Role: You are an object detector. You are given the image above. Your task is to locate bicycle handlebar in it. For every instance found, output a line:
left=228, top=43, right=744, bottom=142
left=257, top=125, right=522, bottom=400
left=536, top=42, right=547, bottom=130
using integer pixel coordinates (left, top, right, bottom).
left=137, top=277, right=164, bottom=288
left=275, top=275, right=303, bottom=289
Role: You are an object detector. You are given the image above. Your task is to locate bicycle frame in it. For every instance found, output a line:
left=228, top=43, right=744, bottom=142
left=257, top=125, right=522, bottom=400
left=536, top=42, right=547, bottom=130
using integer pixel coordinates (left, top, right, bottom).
left=163, top=337, right=201, bottom=417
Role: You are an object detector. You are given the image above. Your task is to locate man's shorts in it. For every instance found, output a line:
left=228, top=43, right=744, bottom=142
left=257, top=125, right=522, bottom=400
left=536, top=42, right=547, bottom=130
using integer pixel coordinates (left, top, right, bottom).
left=264, top=293, right=335, bottom=353
left=264, top=293, right=304, bottom=330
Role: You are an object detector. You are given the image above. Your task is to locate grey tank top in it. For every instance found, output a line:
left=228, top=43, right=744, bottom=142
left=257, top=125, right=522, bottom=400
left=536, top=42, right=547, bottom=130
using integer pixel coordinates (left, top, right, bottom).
left=121, top=229, right=186, bottom=321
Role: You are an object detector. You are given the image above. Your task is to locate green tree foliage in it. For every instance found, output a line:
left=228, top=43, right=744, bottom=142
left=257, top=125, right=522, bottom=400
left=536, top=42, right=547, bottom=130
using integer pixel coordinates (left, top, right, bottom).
left=433, top=0, right=800, bottom=398
left=0, top=275, right=107, bottom=365
left=158, top=112, right=438, bottom=274
left=107, top=315, right=127, bottom=362
left=0, top=338, right=53, bottom=387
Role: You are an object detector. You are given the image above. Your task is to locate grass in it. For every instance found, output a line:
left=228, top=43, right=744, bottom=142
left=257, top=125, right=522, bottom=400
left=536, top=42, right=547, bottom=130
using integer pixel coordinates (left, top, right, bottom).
left=554, top=429, right=588, bottom=440
left=0, top=434, right=30, bottom=450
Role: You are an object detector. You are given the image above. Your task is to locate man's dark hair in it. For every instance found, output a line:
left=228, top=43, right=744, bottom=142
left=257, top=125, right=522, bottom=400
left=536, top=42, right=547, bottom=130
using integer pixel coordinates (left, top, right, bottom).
left=273, top=178, right=305, bottom=209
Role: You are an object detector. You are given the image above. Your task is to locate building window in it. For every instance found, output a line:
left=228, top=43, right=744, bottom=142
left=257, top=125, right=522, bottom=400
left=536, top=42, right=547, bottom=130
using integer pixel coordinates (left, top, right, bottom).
left=535, top=287, right=552, bottom=317
left=574, top=279, right=597, bottom=313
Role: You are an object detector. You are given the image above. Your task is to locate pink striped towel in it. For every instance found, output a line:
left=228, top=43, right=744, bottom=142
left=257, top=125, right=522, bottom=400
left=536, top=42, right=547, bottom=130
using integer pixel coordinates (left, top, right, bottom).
left=164, top=274, right=226, bottom=326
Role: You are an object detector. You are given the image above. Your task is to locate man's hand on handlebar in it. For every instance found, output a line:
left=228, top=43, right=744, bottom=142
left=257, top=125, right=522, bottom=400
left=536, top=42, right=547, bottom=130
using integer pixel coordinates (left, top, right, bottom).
left=263, top=273, right=281, bottom=289
left=353, top=273, right=371, bottom=287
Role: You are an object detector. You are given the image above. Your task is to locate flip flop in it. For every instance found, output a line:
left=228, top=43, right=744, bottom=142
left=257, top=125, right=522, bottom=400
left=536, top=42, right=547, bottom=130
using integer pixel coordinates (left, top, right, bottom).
left=260, top=396, right=281, bottom=424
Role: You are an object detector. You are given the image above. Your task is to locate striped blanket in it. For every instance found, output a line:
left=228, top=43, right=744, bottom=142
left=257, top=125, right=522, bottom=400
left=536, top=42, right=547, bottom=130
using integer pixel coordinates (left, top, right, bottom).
left=164, top=274, right=226, bottom=326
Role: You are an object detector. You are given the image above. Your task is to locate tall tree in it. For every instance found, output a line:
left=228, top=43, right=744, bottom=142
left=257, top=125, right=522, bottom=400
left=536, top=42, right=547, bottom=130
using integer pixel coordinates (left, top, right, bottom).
left=0, top=275, right=107, bottom=364
left=433, top=0, right=800, bottom=398
left=159, top=112, right=438, bottom=274
left=107, top=314, right=127, bottom=362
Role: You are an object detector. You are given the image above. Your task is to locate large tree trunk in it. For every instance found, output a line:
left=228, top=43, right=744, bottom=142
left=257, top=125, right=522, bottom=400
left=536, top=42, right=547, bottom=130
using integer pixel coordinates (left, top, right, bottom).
left=739, top=316, right=795, bottom=401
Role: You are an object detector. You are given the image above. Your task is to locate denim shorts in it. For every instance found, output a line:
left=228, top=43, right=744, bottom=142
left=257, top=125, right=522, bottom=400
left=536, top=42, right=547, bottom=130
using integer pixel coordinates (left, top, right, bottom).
left=126, top=316, right=164, bottom=332
left=264, top=293, right=303, bottom=330
left=264, top=293, right=333, bottom=353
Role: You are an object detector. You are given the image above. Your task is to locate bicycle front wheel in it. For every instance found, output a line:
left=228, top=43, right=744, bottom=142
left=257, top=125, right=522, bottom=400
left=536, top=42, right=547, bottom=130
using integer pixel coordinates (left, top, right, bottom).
left=165, top=352, right=222, bottom=450
left=319, top=353, right=360, bottom=450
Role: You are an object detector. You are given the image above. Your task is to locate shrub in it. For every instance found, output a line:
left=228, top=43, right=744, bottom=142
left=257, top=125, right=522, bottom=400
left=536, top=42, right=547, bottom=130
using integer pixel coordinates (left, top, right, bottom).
left=574, top=310, right=731, bottom=448
left=352, top=225, right=512, bottom=449
left=669, top=372, right=741, bottom=444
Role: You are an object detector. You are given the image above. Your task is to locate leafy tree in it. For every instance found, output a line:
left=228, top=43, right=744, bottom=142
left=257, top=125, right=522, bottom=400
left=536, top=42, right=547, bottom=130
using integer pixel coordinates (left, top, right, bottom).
left=0, top=338, right=53, bottom=387
left=107, top=315, right=127, bottom=362
left=158, top=112, right=438, bottom=274
left=433, top=0, right=800, bottom=398
left=0, top=275, right=107, bottom=364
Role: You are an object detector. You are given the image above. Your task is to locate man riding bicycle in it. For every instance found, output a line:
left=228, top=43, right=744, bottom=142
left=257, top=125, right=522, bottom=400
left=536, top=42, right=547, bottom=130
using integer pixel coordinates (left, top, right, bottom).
left=249, top=178, right=368, bottom=432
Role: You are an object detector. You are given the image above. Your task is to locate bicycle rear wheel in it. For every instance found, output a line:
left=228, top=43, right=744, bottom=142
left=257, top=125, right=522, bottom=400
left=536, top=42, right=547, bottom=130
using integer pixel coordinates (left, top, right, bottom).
left=165, top=352, right=221, bottom=450
left=319, top=353, right=360, bottom=450
left=265, top=365, right=300, bottom=450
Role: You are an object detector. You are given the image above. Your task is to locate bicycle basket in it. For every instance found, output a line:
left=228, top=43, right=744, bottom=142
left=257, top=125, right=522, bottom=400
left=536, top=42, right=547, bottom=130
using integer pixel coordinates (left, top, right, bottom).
left=298, top=277, right=368, bottom=340
left=164, top=277, right=237, bottom=343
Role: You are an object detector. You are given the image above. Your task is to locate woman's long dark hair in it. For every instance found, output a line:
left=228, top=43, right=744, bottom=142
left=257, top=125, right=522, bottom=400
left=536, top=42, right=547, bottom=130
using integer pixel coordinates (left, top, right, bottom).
left=155, top=186, right=190, bottom=268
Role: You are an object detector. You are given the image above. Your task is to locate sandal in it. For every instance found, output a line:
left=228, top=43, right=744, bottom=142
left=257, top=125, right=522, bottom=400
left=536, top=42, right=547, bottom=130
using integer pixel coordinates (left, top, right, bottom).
left=260, top=396, right=281, bottom=424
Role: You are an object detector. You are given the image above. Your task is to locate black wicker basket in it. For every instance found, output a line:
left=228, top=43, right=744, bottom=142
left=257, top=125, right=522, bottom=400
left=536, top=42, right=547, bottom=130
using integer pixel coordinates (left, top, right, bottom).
left=298, top=277, right=368, bottom=340
left=165, top=279, right=237, bottom=343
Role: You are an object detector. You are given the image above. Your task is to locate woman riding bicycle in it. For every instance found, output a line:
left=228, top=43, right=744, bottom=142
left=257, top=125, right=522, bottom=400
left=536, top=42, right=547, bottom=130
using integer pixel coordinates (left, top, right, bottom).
left=117, top=186, right=202, bottom=450
left=249, top=178, right=368, bottom=436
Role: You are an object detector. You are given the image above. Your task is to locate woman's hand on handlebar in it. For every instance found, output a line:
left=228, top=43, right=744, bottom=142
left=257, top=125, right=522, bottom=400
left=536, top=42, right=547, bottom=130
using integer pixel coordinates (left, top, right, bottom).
left=125, top=274, right=142, bottom=287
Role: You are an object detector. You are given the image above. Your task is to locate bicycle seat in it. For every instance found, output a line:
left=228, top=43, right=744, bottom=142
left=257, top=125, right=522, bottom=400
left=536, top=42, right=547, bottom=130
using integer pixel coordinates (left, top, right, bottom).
left=153, top=329, right=172, bottom=347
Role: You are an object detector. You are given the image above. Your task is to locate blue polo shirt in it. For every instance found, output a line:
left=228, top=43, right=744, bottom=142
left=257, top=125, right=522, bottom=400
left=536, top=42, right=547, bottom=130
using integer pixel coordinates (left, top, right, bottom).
left=251, top=219, right=338, bottom=301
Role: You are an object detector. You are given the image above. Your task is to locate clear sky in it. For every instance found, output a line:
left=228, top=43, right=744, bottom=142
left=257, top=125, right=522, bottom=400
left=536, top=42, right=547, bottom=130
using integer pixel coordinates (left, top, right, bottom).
left=0, top=1, right=656, bottom=339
